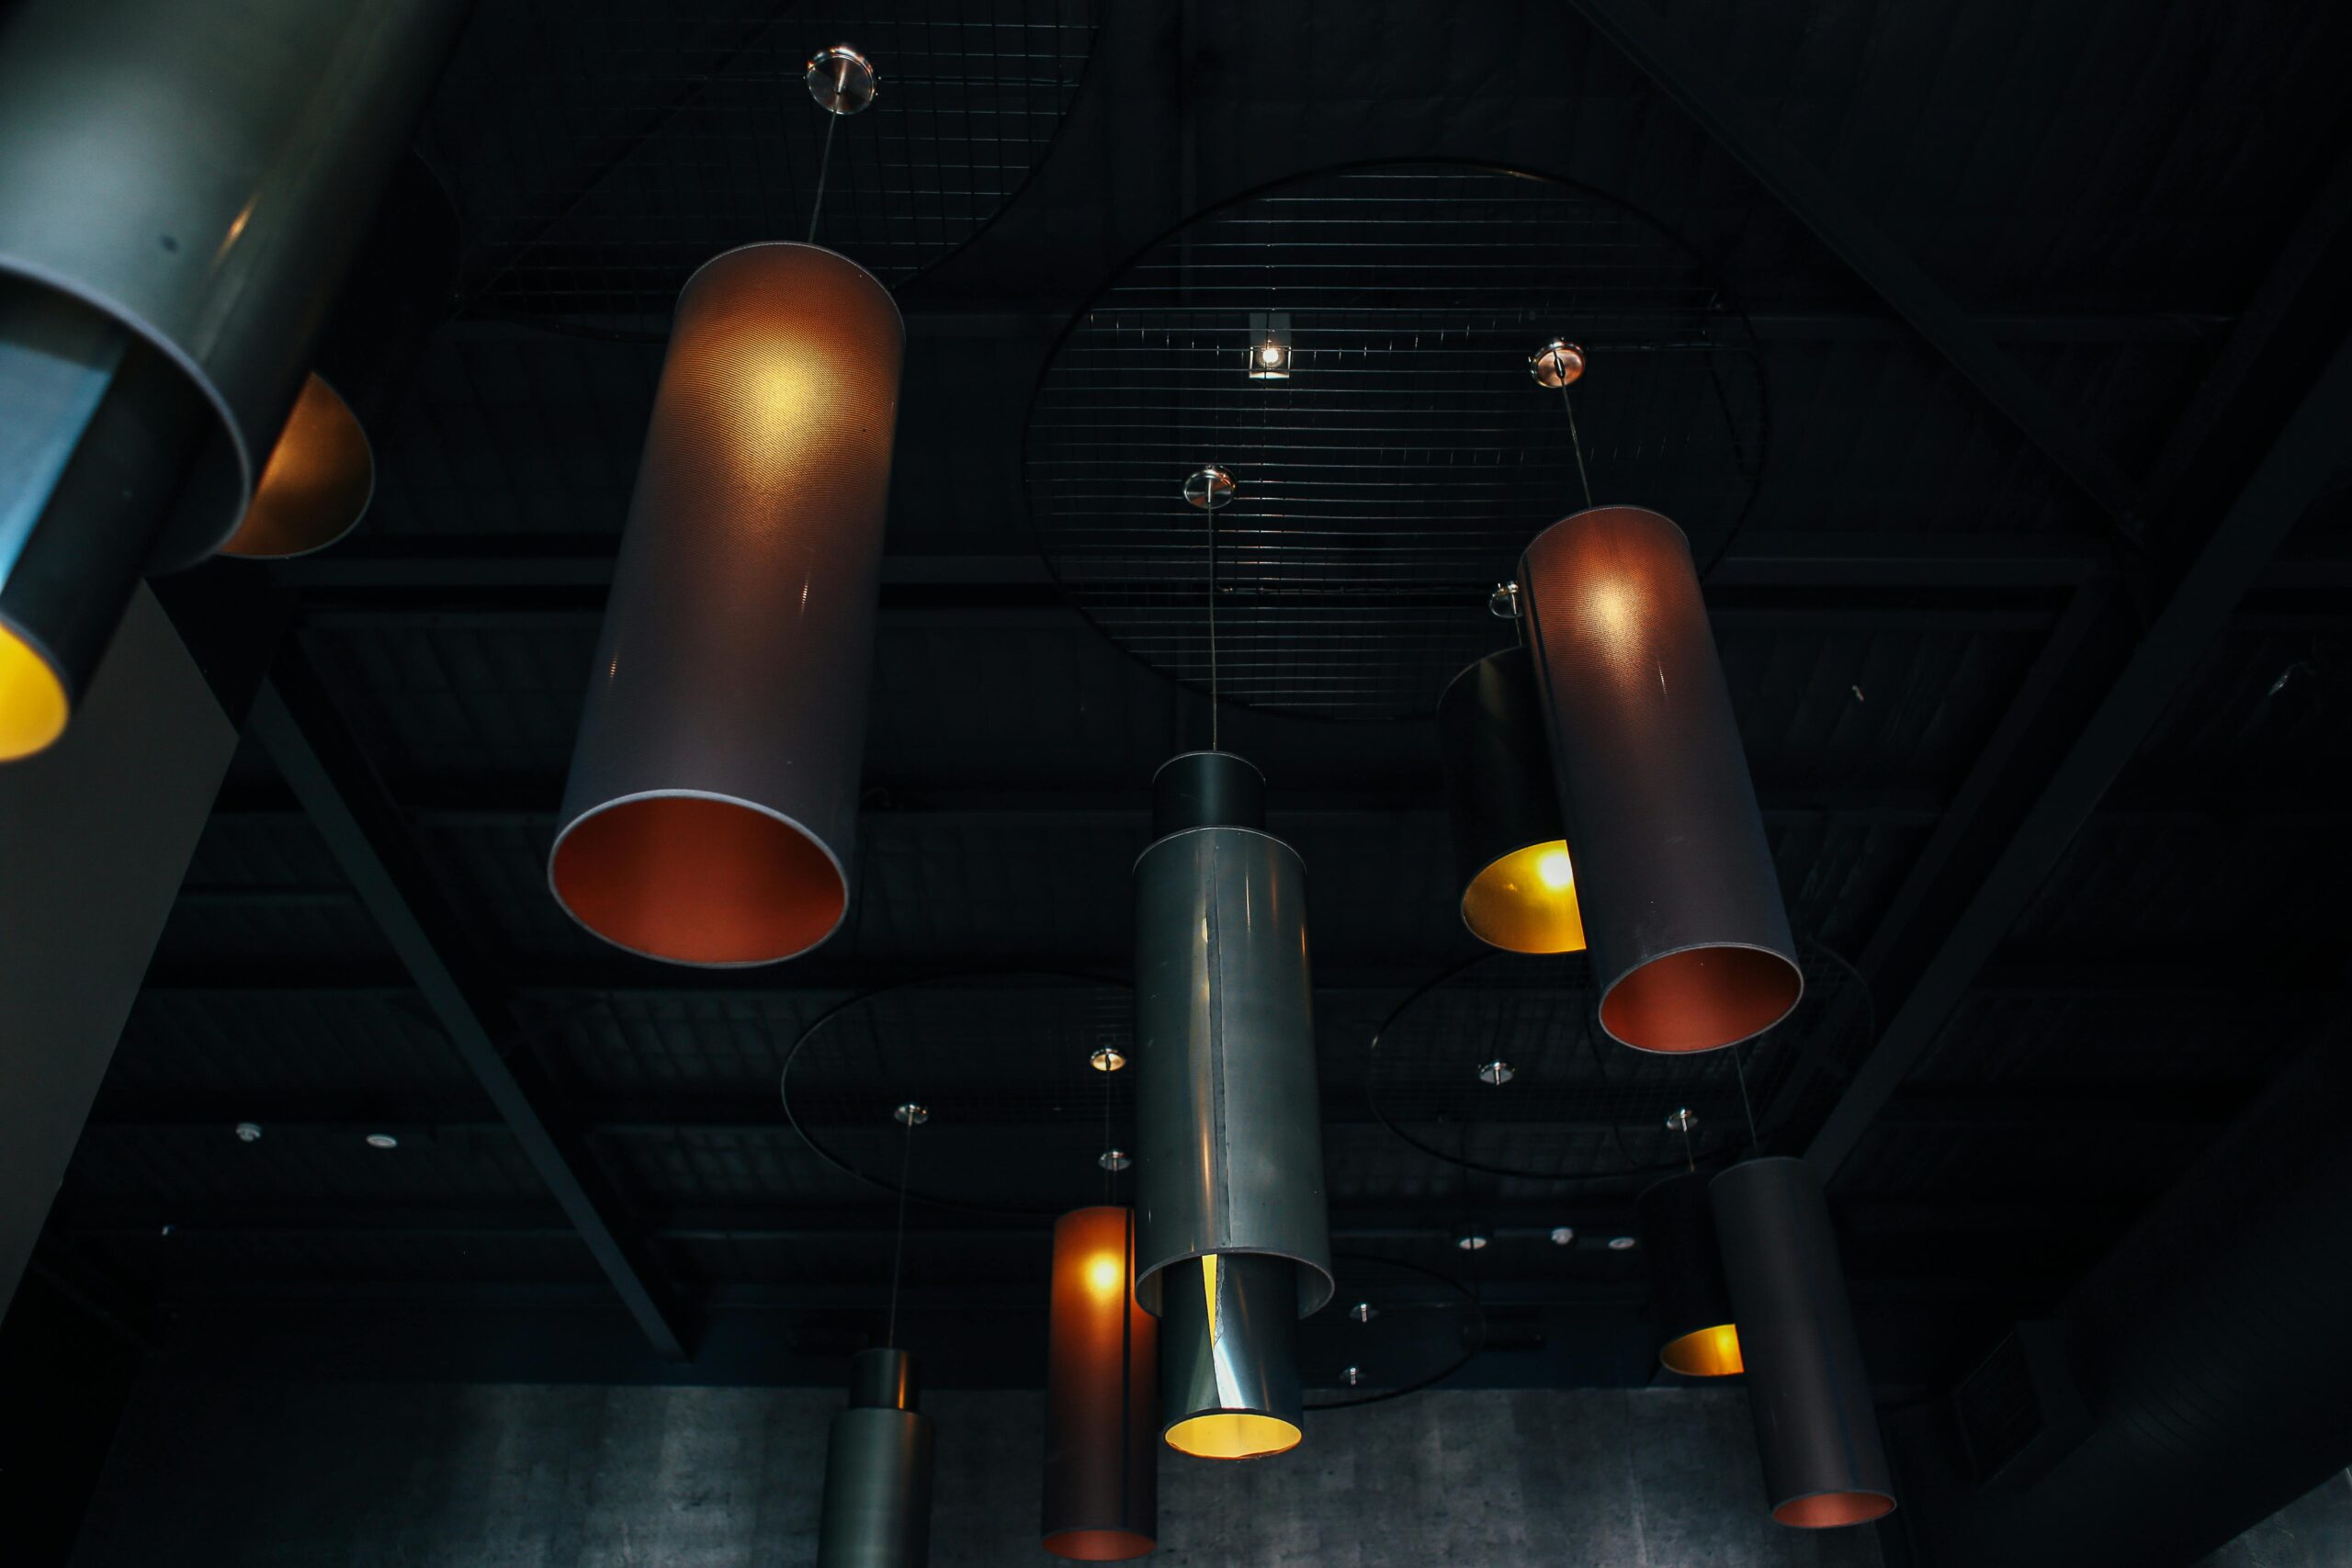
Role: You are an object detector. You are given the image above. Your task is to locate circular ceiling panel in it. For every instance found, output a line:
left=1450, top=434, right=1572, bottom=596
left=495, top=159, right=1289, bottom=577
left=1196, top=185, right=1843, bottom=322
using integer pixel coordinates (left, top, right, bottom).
left=1026, top=162, right=1767, bottom=721
left=1366, top=944, right=1868, bottom=1185
left=429, top=0, right=1098, bottom=333
left=1301, top=1255, right=1484, bottom=1409
left=782, top=973, right=1133, bottom=1218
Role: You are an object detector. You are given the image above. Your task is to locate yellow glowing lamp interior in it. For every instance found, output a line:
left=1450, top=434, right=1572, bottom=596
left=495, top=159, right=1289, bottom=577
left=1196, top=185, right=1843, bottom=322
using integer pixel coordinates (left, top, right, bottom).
left=1165, top=1412, right=1304, bottom=1461
left=1460, top=840, right=1587, bottom=953
left=0, top=623, right=70, bottom=762
left=1660, top=1322, right=1744, bottom=1378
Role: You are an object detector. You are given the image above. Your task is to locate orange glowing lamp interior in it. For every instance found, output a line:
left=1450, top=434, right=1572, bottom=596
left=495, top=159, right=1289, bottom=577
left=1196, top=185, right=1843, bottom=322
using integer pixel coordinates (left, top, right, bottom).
left=1460, top=839, right=1587, bottom=953
left=550, top=795, right=846, bottom=964
left=1659, top=1322, right=1744, bottom=1378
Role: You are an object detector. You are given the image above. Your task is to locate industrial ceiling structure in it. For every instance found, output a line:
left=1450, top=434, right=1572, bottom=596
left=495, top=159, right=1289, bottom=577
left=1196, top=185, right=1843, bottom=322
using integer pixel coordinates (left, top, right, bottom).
left=17, top=0, right=2352, bottom=1555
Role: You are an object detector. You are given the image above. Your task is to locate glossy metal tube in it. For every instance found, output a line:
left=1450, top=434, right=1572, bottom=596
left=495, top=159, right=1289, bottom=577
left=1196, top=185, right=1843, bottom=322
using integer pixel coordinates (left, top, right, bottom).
left=0, top=0, right=469, bottom=567
left=1156, top=1252, right=1303, bottom=1460
left=549, top=243, right=904, bottom=966
left=818, top=1348, right=935, bottom=1568
left=1132, top=753, right=1333, bottom=1320
left=1638, top=1169, right=1742, bottom=1378
left=1519, top=505, right=1802, bottom=1052
left=1711, top=1157, right=1894, bottom=1529
left=1437, top=647, right=1585, bottom=954
left=1043, top=1207, right=1158, bottom=1560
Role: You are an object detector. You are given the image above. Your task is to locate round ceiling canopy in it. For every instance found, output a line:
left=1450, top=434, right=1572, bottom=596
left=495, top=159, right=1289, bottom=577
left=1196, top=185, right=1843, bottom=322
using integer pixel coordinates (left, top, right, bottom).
left=1025, top=161, right=1768, bottom=721
left=782, top=973, right=1134, bottom=1218
left=1366, top=944, right=1869, bottom=1185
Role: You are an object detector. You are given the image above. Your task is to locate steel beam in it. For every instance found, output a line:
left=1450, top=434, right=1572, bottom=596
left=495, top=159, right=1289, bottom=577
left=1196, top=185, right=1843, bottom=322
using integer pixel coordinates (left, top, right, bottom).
left=249, top=653, right=694, bottom=1359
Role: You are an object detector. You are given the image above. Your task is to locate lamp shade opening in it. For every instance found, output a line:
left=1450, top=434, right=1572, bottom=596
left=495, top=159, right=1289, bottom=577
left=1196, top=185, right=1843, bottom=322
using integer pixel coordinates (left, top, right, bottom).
left=1711, top=1156, right=1894, bottom=1529
left=1519, top=506, right=1801, bottom=1052
left=549, top=242, right=903, bottom=966
left=1043, top=1207, right=1158, bottom=1560
left=220, top=373, right=373, bottom=558
left=1157, top=1252, right=1304, bottom=1461
left=0, top=620, right=68, bottom=761
left=1438, top=648, right=1587, bottom=954
left=1639, top=1170, right=1743, bottom=1378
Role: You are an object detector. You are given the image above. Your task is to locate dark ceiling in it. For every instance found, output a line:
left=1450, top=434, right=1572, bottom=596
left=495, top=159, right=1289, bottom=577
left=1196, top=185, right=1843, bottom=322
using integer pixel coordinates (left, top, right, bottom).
left=35, top=0, right=2352, bottom=1398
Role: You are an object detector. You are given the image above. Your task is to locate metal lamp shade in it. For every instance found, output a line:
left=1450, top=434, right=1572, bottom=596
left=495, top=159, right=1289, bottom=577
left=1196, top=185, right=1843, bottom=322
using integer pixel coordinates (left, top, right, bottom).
left=0, top=0, right=465, bottom=761
left=1437, top=648, right=1586, bottom=954
left=1043, top=1207, right=1159, bottom=1560
left=818, top=1348, right=936, bottom=1568
left=1638, top=1170, right=1742, bottom=1378
left=1711, top=1157, right=1894, bottom=1529
left=1519, top=506, right=1801, bottom=1053
left=1156, top=1252, right=1303, bottom=1461
left=549, top=243, right=904, bottom=965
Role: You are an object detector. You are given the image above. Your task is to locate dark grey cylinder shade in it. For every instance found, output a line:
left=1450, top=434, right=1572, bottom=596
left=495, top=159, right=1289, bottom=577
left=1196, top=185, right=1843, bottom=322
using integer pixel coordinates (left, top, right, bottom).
left=1132, top=752, right=1333, bottom=1320
left=1519, top=505, right=1802, bottom=1053
left=0, top=0, right=469, bottom=568
left=1156, top=1251, right=1304, bottom=1460
left=818, top=1348, right=935, bottom=1568
left=1711, top=1156, right=1894, bottom=1529
left=549, top=242, right=905, bottom=967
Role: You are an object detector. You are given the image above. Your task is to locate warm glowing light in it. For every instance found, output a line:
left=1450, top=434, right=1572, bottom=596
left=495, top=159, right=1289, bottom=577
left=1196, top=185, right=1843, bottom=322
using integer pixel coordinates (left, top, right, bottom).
left=1661, top=1322, right=1744, bottom=1378
left=1777, top=1491, right=1897, bottom=1529
left=220, top=374, right=374, bottom=558
left=1086, top=1252, right=1124, bottom=1299
left=1163, top=1412, right=1303, bottom=1461
left=0, top=623, right=70, bottom=762
left=1260, top=344, right=1282, bottom=366
left=1460, top=840, right=1586, bottom=953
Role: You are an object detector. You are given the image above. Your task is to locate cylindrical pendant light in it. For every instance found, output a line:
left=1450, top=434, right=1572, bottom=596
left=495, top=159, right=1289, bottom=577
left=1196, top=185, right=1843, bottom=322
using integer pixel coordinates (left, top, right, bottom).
left=1638, top=1169, right=1742, bottom=1378
left=549, top=242, right=904, bottom=964
left=1043, top=1207, right=1158, bottom=1560
left=1131, top=751, right=1332, bottom=1460
left=0, top=0, right=467, bottom=761
left=1711, top=1156, right=1894, bottom=1529
left=818, top=1348, right=936, bottom=1568
left=1519, top=505, right=1801, bottom=1052
left=1437, top=647, right=1585, bottom=953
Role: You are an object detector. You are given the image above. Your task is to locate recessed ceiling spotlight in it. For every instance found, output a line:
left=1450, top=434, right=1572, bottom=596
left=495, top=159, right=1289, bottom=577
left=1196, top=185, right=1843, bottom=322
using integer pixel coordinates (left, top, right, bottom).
left=1476, top=1059, right=1516, bottom=1086
left=1456, top=1231, right=1490, bottom=1252
left=234, top=1121, right=263, bottom=1144
left=364, top=1132, right=399, bottom=1150
left=1607, top=1235, right=1639, bottom=1252
left=1549, top=1225, right=1577, bottom=1247
left=1088, top=1045, right=1127, bottom=1073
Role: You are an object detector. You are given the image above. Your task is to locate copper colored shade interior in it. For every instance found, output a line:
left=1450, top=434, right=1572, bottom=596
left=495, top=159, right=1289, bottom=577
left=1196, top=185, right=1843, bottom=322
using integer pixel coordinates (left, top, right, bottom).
left=1044, top=1208, right=1157, bottom=1561
left=1163, top=1413, right=1302, bottom=1461
left=1776, top=1492, right=1897, bottom=1529
left=1598, top=945, right=1804, bottom=1055
left=1459, top=840, right=1586, bottom=953
left=549, top=795, right=846, bottom=965
left=1660, top=1323, right=1744, bottom=1378
left=0, top=621, right=71, bottom=762
left=219, top=374, right=374, bottom=558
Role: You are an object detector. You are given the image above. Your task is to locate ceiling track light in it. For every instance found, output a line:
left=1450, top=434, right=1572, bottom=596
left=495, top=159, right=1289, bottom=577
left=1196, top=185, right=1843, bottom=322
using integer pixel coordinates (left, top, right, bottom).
left=1712, top=1157, right=1895, bottom=1529
left=1042, top=1207, right=1158, bottom=1561
left=1133, top=751, right=1332, bottom=1461
left=0, top=0, right=467, bottom=763
left=1246, top=310, right=1292, bottom=378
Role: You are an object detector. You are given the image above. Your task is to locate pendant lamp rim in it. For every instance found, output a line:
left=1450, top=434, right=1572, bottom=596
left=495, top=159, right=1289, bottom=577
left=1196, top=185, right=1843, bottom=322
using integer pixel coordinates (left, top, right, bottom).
left=0, top=613, right=74, bottom=762
left=547, top=786, right=850, bottom=966
left=1135, top=1245, right=1335, bottom=1320
left=1041, top=1527, right=1157, bottom=1562
left=1772, top=1488, right=1898, bottom=1529
left=1594, top=938, right=1804, bottom=1054
left=1150, top=748, right=1265, bottom=784
left=1161, top=1410, right=1306, bottom=1460
left=676, top=239, right=905, bottom=333
left=0, top=257, right=252, bottom=566
left=1547, top=500, right=1690, bottom=546
left=1129, top=819, right=1301, bottom=875
left=218, top=372, right=377, bottom=559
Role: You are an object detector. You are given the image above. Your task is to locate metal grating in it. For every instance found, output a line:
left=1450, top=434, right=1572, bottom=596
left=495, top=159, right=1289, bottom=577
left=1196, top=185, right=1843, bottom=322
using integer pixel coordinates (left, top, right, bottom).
left=1366, top=944, right=1871, bottom=1185
left=1026, top=162, right=1768, bottom=720
left=427, top=0, right=1096, bottom=333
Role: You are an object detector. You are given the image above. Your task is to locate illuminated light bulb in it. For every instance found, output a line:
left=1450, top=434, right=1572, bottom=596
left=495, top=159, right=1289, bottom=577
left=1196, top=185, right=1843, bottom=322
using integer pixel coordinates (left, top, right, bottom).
left=1087, top=1253, right=1124, bottom=1299
left=1260, top=343, right=1282, bottom=366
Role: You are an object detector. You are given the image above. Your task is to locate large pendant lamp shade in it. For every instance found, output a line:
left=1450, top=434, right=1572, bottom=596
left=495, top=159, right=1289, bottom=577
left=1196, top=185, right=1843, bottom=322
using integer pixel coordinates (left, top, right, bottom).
left=1519, top=506, right=1801, bottom=1052
left=0, top=0, right=466, bottom=761
left=549, top=243, right=904, bottom=964
left=1638, top=1170, right=1742, bottom=1378
left=1132, top=751, right=1333, bottom=1459
left=1437, top=647, right=1585, bottom=954
left=818, top=1348, right=936, bottom=1568
left=1711, top=1157, right=1894, bottom=1529
left=1043, top=1207, right=1159, bottom=1560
